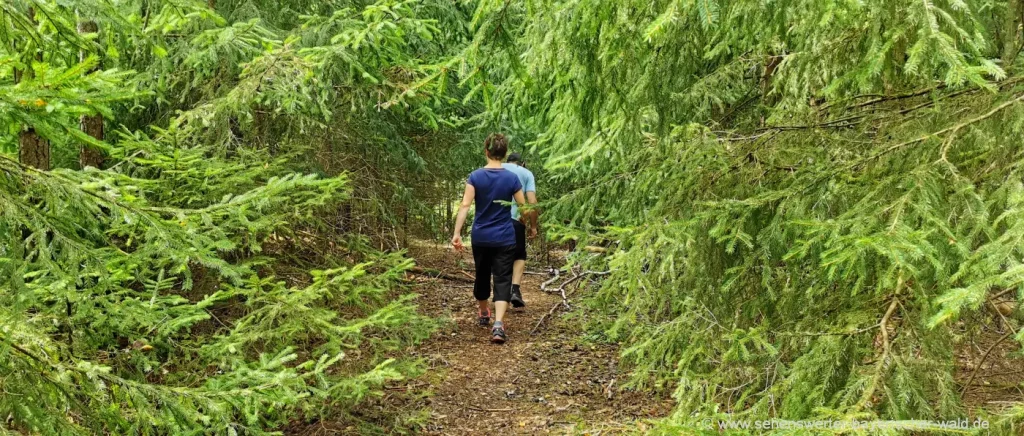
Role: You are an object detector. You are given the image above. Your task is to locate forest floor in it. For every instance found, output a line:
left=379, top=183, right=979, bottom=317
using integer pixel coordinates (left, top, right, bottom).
left=386, top=240, right=671, bottom=435
left=286, top=240, right=1024, bottom=435
left=389, top=241, right=1024, bottom=434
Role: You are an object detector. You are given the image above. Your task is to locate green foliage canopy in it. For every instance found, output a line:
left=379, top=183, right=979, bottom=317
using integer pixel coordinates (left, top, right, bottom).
left=468, top=0, right=1024, bottom=431
left=0, top=0, right=470, bottom=432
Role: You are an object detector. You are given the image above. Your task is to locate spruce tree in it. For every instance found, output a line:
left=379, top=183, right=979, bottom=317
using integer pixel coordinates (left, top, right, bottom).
left=466, top=0, right=1024, bottom=430
left=0, top=0, right=465, bottom=432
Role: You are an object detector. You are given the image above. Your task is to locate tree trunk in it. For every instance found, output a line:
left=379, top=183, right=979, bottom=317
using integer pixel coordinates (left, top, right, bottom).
left=78, top=19, right=104, bottom=168
left=79, top=114, right=104, bottom=168
left=1004, top=0, right=1021, bottom=67
left=20, top=130, right=51, bottom=170
left=340, top=203, right=352, bottom=232
left=445, top=181, right=453, bottom=237
left=402, top=206, right=409, bottom=248
left=19, top=7, right=50, bottom=170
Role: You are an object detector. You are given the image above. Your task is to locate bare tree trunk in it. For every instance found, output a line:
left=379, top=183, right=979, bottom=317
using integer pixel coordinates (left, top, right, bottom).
left=19, top=131, right=51, bottom=170
left=19, top=7, right=50, bottom=171
left=402, top=205, right=409, bottom=247
left=340, top=203, right=352, bottom=232
left=79, top=115, right=104, bottom=168
left=882, top=1, right=907, bottom=94
left=445, top=181, right=453, bottom=237
left=78, top=19, right=104, bottom=168
left=1004, top=0, right=1022, bottom=67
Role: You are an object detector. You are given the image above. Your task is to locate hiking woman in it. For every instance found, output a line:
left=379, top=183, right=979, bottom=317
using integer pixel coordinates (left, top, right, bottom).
left=451, top=133, right=526, bottom=344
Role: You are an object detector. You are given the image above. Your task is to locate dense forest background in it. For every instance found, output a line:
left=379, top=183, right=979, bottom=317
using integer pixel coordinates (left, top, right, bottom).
left=3, top=0, right=1024, bottom=434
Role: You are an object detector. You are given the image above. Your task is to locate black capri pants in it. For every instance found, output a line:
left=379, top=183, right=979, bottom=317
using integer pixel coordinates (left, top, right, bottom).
left=471, top=244, right=516, bottom=302
left=512, top=220, right=527, bottom=261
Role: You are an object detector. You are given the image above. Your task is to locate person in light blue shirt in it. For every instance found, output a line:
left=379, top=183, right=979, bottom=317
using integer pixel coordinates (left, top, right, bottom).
left=502, top=153, right=539, bottom=308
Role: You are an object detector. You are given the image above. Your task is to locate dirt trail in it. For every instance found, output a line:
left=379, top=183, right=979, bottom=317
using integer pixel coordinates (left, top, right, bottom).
left=400, top=242, right=670, bottom=435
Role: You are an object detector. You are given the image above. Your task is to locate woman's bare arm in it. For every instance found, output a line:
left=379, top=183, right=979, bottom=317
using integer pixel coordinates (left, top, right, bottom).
left=451, top=183, right=475, bottom=250
left=514, top=189, right=526, bottom=207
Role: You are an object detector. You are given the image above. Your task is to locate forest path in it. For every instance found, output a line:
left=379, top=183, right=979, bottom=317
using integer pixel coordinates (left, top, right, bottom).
left=399, top=241, right=670, bottom=435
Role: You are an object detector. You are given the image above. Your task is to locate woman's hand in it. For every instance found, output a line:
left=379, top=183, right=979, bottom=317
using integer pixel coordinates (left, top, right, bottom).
left=452, top=183, right=474, bottom=253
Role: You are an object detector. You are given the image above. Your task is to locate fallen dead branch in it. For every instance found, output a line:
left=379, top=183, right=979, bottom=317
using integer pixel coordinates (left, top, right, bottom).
left=856, top=298, right=900, bottom=410
left=547, top=269, right=580, bottom=310
left=531, top=300, right=565, bottom=336
left=466, top=406, right=513, bottom=413
left=540, top=269, right=561, bottom=291
left=407, top=266, right=474, bottom=283
left=961, top=331, right=1014, bottom=395
left=991, top=287, right=1017, bottom=301
left=962, top=298, right=1023, bottom=395
left=542, top=269, right=611, bottom=295
left=531, top=268, right=610, bottom=335
left=385, top=382, right=428, bottom=391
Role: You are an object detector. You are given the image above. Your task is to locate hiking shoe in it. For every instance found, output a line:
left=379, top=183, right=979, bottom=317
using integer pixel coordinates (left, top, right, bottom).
left=491, top=325, right=507, bottom=344
left=510, top=288, right=526, bottom=308
left=478, top=310, right=491, bottom=327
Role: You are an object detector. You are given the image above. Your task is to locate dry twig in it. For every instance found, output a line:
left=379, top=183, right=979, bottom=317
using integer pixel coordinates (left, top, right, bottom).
left=961, top=297, right=1023, bottom=395
left=604, top=377, right=616, bottom=399
left=857, top=298, right=900, bottom=410
left=466, top=406, right=513, bottom=413
left=540, top=269, right=561, bottom=291
left=961, top=332, right=1014, bottom=395
left=531, top=269, right=611, bottom=335
left=407, top=266, right=474, bottom=283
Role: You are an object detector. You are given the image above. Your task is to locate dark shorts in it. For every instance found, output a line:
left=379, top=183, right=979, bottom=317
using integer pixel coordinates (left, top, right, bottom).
left=471, top=244, right=516, bottom=302
left=512, top=220, right=527, bottom=261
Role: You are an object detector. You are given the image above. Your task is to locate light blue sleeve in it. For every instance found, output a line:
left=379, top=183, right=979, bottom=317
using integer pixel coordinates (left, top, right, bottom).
left=524, top=170, right=536, bottom=193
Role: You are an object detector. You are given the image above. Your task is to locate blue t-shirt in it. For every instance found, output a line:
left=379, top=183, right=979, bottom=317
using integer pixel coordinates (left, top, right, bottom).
left=467, top=168, right=523, bottom=247
left=501, top=163, right=536, bottom=220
